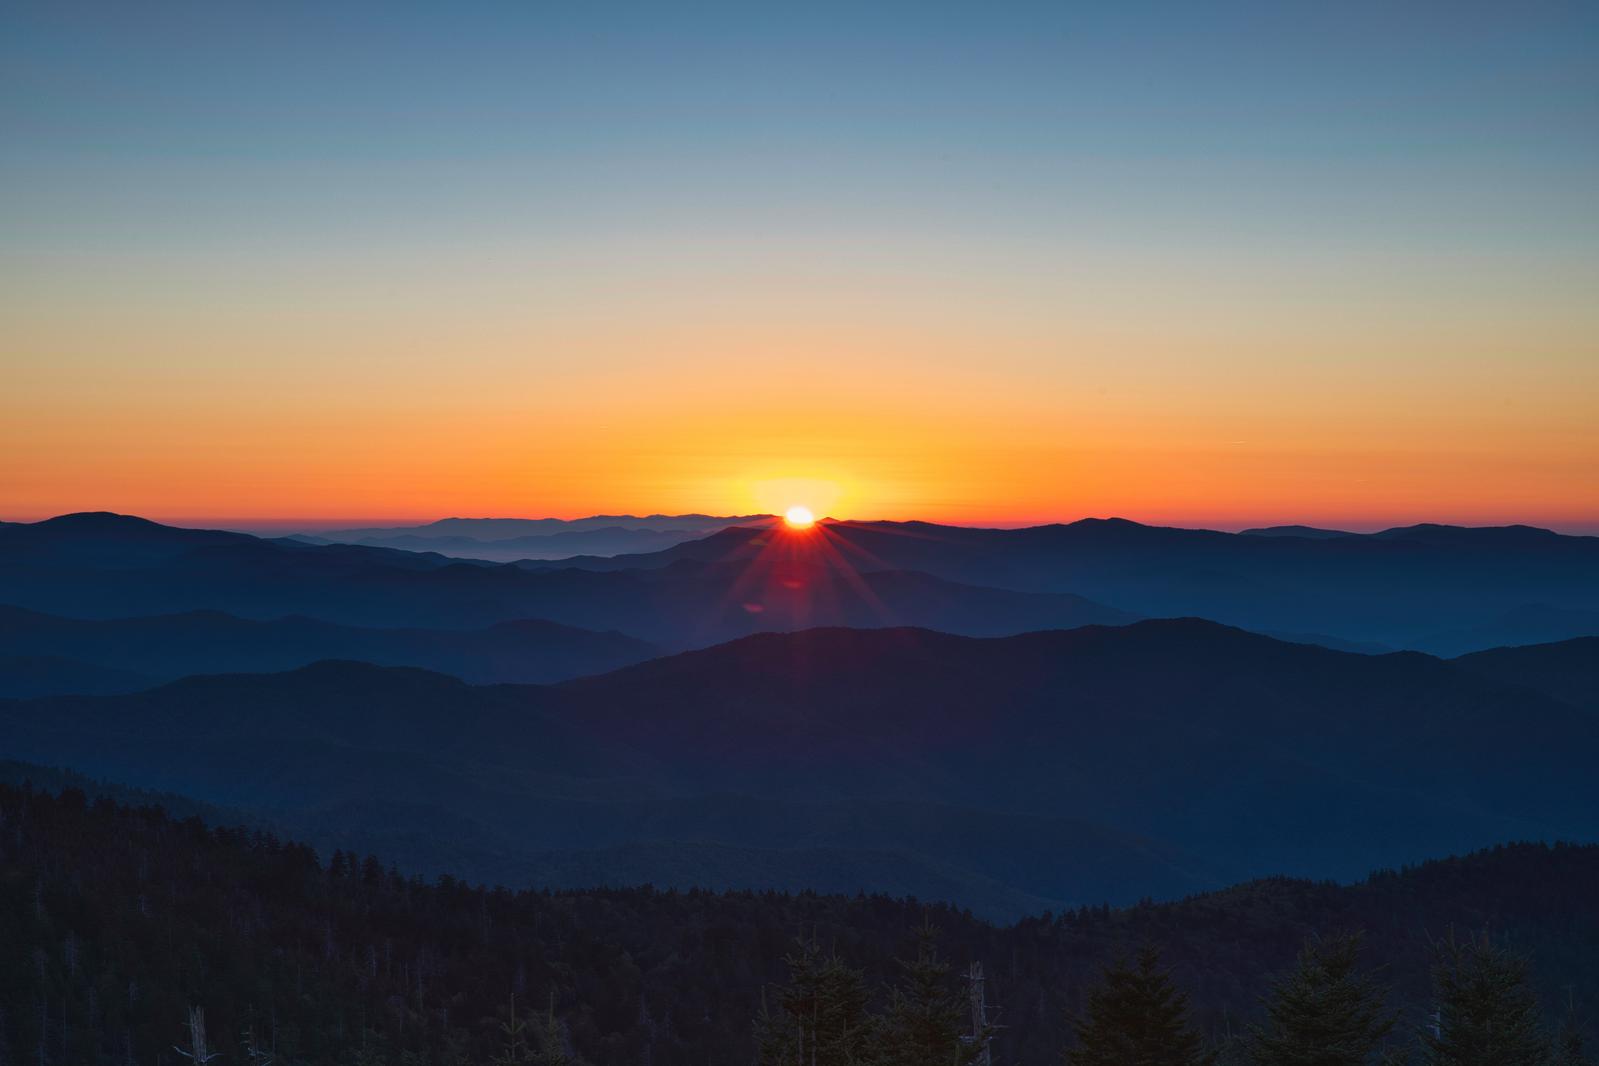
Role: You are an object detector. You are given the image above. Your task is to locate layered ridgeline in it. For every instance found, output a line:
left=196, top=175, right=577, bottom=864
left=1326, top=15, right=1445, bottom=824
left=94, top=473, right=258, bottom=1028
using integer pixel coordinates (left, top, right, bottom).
left=6, top=512, right=1599, bottom=653
left=2, top=783, right=1595, bottom=1066
left=0, top=514, right=1133, bottom=647
left=521, top=517, right=1599, bottom=653
left=0, top=604, right=658, bottom=696
left=4, top=620, right=1597, bottom=919
left=291, top=514, right=775, bottom=562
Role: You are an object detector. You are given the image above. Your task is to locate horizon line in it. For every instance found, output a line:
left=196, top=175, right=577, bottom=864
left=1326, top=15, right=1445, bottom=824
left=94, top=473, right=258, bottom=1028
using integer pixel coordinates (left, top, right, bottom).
left=7, top=509, right=1599, bottom=538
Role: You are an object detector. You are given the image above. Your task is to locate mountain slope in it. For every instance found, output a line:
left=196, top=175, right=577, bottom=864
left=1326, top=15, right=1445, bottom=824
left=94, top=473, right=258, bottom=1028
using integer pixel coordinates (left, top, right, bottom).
left=525, top=517, right=1599, bottom=652
left=1454, top=636, right=1599, bottom=712
left=0, top=603, right=659, bottom=691
left=13, top=512, right=1597, bottom=652
left=0, top=513, right=1134, bottom=645
left=298, top=514, right=778, bottom=561
left=2, top=620, right=1594, bottom=915
left=0, top=655, right=158, bottom=697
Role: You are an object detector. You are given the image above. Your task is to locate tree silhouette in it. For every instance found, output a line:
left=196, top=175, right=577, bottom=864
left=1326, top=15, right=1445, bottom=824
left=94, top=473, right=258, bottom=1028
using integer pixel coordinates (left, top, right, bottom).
left=1250, top=932, right=1396, bottom=1066
left=757, top=935, right=879, bottom=1066
left=1424, top=932, right=1550, bottom=1066
left=1067, top=945, right=1214, bottom=1066
left=879, top=923, right=988, bottom=1066
left=492, top=993, right=535, bottom=1065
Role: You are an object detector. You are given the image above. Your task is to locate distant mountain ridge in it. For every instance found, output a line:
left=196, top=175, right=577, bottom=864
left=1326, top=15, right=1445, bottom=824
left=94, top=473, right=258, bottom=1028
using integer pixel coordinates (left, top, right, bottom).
left=312, top=514, right=775, bottom=540
left=0, top=603, right=659, bottom=695
left=4, top=619, right=1595, bottom=918
left=522, top=516, right=1599, bottom=653
left=294, top=513, right=777, bottom=562
left=1239, top=524, right=1356, bottom=538
left=7, top=511, right=1598, bottom=654
left=0, top=512, right=1134, bottom=647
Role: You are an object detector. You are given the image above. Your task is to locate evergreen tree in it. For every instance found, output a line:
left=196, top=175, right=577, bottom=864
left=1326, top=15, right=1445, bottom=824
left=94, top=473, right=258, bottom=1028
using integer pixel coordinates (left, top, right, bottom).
left=757, top=936, right=879, bottom=1066
left=491, top=993, right=535, bottom=1066
left=1250, top=932, right=1396, bottom=1066
left=1067, top=945, right=1214, bottom=1066
left=1424, top=933, right=1550, bottom=1066
left=1554, top=1010, right=1592, bottom=1066
left=878, top=924, right=986, bottom=1066
left=531, top=991, right=573, bottom=1066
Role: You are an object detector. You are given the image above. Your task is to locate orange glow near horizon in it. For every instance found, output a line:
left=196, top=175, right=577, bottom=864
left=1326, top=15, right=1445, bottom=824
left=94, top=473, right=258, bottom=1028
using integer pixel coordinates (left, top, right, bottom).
left=3, top=3, right=1597, bottom=536
left=3, top=284, right=1597, bottom=533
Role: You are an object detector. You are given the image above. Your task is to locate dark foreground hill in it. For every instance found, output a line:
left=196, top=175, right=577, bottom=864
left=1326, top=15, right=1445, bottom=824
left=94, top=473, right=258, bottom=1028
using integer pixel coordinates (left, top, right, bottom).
left=0, top=604, right=659, bottom=695
left=0, top=513, right=1133, bottom=646
left=1, top=783, right=1595, bottom=1066
left=4, top=620, right=1596, bottom=918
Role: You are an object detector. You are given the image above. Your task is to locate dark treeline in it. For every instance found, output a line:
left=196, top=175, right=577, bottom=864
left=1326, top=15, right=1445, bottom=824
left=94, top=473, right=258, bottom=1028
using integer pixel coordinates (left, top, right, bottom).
left=2, top=783, right=1595, bottom=1065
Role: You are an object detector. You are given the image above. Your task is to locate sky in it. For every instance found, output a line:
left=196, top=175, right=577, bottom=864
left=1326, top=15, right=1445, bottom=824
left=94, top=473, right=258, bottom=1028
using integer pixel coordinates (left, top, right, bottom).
left=3, top=1, right=1597, bottom=531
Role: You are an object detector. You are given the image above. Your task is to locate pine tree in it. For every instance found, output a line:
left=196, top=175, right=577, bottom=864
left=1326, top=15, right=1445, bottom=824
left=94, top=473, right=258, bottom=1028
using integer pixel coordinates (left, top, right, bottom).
left=878, top=924, right=985, bottom=1066
left=1250, top=932, right=1396, bottom=1066
left=1067, top=945, right=1214, bottom=1066
left=1554, top=1006, right=1592, bottom=1066
left=491, top=993, right=535, bottom=1066
left=1424, top=933, right=1550, bottom=1066
left=757, top=936, right=880, bottom=1066
left=532, top=991, right=573, bottom=1066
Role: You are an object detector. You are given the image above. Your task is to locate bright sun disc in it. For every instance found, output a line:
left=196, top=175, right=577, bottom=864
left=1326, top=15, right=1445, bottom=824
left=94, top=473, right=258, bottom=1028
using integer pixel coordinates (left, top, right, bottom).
left=784, top=505, right=815, bottom=529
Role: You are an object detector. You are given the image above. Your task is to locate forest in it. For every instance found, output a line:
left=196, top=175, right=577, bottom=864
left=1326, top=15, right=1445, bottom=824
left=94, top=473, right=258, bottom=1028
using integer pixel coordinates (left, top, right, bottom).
left=2, top=782, right=1594, bottom=1065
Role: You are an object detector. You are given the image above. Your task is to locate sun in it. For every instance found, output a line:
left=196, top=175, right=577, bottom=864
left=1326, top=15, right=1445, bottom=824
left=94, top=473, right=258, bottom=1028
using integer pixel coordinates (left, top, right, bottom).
left=784, top=505, right=816, bottom=529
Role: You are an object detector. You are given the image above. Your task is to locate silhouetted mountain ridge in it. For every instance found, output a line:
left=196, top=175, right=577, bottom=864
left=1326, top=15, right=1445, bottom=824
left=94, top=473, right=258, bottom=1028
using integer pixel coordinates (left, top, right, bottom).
left=291, top=514, right=780, bottom=561
left=526, top=516, right=1599, bottom=652
left=0, top=513, right=1134, bottom=646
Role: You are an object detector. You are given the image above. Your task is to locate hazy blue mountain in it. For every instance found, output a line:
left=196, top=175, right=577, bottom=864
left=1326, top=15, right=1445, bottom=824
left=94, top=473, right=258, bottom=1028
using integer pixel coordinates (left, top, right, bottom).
left=0, top=655, right=158, bottom=698
left=527, top=517, right=1599, bottom=652
left=295, top=514, right=777, bottom=560
left=1405, top=603, right=1599, bottom=656
left=317, top=514, right=773, bottom=539
left=3, top=620, right=1594, bottom=918
left=1238, top=524, right=1358, bottom=538
left=1454, top=636, right=1599, bottom=712
left=11, top=512, right=1598, bottom=653
left=0, top=604, right=659, bottom=692
left=0, top=513, right=1134, bottom=646
left=296, top=526, right=735, bottom=562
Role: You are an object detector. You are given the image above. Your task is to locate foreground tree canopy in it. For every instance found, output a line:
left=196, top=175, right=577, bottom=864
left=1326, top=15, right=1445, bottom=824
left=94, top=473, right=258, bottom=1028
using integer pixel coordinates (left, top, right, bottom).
left=1, top=784, right=1594, bottom=1065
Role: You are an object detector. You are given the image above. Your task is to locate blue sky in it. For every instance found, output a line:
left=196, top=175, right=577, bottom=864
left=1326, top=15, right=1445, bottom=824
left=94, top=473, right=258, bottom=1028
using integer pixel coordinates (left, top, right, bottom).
left=3, top=1, right=1597, bottom=527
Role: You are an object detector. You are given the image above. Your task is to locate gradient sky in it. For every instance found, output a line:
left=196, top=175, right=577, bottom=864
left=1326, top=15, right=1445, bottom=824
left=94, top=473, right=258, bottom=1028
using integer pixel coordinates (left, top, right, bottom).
left=3, top=1, right=1597, bottom=530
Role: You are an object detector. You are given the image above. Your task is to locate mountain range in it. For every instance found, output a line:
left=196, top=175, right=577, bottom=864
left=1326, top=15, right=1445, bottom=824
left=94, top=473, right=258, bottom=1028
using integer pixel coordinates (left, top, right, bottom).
left=5, top=509, right=1598, bottom=919
left=0, top=604, right=657, bottom=696
left=8, top=511, right=1599, bottom=654
left=5, top=618, right=1595, bottom=919
left=291, top=513, right=775, bottom=562
left=0, top=512, right=1134, bottom=646
left=518, top=517, right=1599, bottom=653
